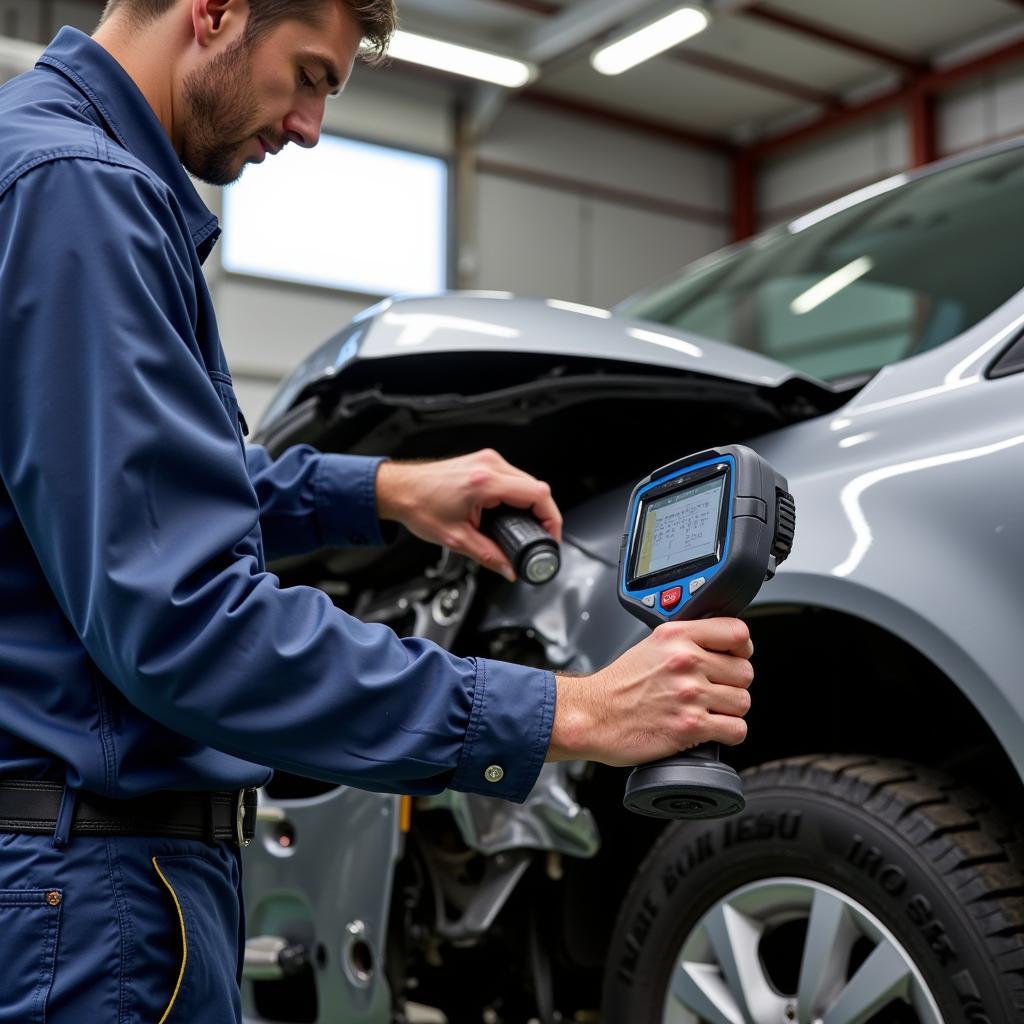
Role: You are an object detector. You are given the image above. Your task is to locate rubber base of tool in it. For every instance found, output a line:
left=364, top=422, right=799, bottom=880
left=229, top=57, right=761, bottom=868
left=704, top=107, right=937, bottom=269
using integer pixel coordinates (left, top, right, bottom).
left=623, top=758, right=745, bottom=819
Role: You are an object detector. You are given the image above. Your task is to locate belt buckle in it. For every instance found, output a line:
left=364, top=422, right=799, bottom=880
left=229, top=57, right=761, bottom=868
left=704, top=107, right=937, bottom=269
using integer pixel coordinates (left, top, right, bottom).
left=235, top=787, right=256, bottom=847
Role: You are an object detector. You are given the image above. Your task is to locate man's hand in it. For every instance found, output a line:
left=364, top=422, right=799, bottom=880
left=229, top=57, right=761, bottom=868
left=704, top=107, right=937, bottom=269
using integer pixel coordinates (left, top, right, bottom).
left=376, top=450, right=563, bottom=581
left=548, top=618, right=754, bottom=765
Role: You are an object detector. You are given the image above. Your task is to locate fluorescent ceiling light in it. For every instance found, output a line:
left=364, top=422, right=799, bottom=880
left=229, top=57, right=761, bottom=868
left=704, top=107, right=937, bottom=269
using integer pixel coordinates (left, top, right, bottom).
left=387, top=30, right=534, bottom=88
left=591, top=6, right=709, bottom=76
left=790, top=257, right=874, bottom=316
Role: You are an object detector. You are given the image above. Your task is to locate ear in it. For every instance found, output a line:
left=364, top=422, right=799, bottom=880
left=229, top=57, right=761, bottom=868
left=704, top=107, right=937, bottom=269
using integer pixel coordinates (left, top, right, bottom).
left=191, top=0, right=248, bottom=47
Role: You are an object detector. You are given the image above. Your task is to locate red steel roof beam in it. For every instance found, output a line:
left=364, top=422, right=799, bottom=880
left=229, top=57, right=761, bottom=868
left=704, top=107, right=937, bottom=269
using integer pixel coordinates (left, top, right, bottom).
left=749, top=37, right=1024, bottom=159
left=483, top=0, right=562, bottom=14
left=732, top=151, right=757, bottom=241
left=671, top=49, right=840, bottom=108
left=744, top=6, right=927, bottom=76
left=908, top=91, right=937, bottom=167
left=520, top=89, right=736, bottom=153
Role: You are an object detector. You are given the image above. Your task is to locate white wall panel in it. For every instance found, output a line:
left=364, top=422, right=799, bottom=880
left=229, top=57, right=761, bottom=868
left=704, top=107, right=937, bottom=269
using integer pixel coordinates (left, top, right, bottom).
left=216, top=277, right=369, bottom=377
left=881, top=113, right=911, bottom=170
left=991, top=67, right=1024, bottom=138
left=51, top=2, right=102, bottom=34
left=322, top=68, right=454, bottom=156
left=479, top=101, right=730, bottom=213
left=0, top=35, right=42, bottom=82
left=474, top=174, right=584, bottom=302
left=473, top=173, right=727, bottom=308
left=0, top=2, right=43, bottom=44
left=937, top=67, right=1024, bottom=157
left=234, top=377, right=282, bottom=432
left=589, top=201, right=727, bottom=307
left=759, top=114, right=907, bottom=222
left=939, top=83, right=991, bottom=154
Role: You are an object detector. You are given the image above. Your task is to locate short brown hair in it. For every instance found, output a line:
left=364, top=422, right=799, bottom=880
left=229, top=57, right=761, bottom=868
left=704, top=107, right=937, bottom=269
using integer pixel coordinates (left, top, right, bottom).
left=101, top=0, right=396, bottom=64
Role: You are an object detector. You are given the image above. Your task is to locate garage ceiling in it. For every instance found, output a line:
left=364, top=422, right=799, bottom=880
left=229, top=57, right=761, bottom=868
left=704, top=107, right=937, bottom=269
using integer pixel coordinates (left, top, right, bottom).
left=390, top=0, right=1024, bottom=144
left=9, top=0, right=1024, bottom=148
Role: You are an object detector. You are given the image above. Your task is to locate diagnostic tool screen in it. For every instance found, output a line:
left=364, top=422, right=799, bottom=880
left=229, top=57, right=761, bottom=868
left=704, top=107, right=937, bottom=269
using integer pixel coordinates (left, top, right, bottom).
left=634, top=475, right=726, bottom=580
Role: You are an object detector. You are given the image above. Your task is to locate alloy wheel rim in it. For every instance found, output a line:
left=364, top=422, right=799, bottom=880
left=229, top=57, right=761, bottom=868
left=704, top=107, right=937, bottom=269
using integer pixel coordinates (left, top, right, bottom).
left=662, top=876, right=943, bottom=1024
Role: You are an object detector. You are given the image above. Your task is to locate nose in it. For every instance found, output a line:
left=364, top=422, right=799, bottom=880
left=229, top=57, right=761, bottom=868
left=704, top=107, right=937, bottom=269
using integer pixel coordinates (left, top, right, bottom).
left=282, top=99, right=325, bottom=149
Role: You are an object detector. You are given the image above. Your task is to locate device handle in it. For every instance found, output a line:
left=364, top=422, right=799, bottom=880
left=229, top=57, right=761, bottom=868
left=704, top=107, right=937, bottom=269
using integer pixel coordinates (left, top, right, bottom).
left=686, top=742, right=720, bottom=762
left=624, top=743, right=743, bottom=818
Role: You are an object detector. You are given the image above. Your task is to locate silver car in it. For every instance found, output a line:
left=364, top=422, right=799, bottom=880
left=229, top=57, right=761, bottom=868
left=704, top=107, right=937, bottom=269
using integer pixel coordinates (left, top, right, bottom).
left=242, top=138, right=1024, bottom=1024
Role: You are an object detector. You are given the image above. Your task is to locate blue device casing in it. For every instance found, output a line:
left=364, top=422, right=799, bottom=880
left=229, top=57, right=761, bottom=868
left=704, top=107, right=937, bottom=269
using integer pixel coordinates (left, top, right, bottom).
left=618, top=445, right=794, bottom=628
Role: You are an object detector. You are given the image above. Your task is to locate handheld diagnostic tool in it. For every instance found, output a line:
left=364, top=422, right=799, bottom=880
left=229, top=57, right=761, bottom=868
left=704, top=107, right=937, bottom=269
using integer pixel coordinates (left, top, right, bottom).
left=618, top=445, right=795, bottom=819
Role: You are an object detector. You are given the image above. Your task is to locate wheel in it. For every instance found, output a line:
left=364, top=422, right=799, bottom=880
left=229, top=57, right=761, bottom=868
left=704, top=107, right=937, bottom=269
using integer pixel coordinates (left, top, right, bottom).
left=602, top=756, right=1024, bottom=1023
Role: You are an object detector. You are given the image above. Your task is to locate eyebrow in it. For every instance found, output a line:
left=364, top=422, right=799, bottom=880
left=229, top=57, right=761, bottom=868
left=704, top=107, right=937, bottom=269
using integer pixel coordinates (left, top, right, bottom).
left=300, top=50, right=343, bottom=94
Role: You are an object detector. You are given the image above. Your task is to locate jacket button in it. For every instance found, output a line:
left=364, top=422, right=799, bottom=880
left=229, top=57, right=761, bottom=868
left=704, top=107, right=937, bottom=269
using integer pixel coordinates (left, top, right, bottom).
left=46, top=891, right=62, bottom=907
left=484, top=765, right=504, bottom=783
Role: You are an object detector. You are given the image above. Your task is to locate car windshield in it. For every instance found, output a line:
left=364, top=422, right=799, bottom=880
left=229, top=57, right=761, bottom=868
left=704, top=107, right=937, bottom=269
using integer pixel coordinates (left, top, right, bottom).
left=618, top=145, right=1024, bottom=382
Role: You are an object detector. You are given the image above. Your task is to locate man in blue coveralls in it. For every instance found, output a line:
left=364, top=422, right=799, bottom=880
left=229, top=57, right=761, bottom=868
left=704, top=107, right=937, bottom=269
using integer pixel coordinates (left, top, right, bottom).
left=0, top=0, right=756, bottom=1019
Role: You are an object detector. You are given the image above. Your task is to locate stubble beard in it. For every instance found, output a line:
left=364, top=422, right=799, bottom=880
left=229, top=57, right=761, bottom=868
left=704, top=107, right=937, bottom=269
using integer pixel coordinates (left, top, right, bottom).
left=181, top=37, right=267, bottom=186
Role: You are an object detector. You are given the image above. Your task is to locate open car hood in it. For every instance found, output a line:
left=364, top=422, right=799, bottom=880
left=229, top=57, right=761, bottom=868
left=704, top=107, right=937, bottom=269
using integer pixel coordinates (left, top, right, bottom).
left=258, top=293, right=836, bottom=434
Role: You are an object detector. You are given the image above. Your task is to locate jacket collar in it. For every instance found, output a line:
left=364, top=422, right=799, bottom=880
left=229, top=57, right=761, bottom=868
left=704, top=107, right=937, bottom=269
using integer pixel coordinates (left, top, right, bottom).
left=38, top=26, right=221, bottom=260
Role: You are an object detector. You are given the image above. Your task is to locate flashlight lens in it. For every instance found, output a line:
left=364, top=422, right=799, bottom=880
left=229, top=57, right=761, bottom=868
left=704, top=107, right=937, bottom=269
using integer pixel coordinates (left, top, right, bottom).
left=524, top=549, right=559, bottom=584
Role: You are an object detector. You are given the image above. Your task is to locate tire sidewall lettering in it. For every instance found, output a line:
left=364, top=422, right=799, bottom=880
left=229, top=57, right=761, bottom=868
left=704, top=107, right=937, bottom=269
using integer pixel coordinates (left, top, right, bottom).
left=604, top=782, right=1010, bottom=1023
left=617, top=809, right=803, bottom=986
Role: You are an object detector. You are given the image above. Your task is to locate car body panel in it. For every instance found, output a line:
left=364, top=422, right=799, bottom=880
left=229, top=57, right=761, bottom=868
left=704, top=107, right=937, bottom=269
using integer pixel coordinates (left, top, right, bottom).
left=242, top=788, right=401, bottom=1022
left=258, top=293, right=833, bottom=434
left=749, top=315, right=1024, bottom=780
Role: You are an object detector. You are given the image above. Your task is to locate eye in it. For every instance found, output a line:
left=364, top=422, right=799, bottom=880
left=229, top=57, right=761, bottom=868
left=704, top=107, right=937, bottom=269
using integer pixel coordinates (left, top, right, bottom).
left=299, top=69, right=316, bottom=91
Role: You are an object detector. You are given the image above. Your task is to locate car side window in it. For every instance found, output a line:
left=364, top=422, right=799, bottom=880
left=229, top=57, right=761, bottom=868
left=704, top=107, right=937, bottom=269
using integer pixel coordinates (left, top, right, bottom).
left=622, top=146, right=1024, bottom=382
left=987, top=330, right=1024, bottom=379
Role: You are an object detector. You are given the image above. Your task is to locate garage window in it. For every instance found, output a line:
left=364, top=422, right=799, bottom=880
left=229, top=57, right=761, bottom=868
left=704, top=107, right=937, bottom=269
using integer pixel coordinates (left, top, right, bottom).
left=221, top=135, right=449, bottom=297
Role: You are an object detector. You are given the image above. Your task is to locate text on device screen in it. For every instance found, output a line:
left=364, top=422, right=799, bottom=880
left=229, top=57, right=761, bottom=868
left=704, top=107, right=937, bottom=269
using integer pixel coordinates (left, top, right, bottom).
left=635, top=476, right=726, bottom=579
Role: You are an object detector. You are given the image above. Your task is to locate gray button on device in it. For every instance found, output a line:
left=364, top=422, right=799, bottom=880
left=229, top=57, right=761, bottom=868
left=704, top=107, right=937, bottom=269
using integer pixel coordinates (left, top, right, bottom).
left=484, top=765, right=505, bottom=783
left=689, top=577, right=706, bottom=595
left=641, top=594, right=656, bottom=608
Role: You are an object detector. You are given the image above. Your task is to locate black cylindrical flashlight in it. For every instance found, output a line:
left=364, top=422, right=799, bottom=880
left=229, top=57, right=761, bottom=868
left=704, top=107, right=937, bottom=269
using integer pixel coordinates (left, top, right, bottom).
left=481, top=505, right=560, bottom=584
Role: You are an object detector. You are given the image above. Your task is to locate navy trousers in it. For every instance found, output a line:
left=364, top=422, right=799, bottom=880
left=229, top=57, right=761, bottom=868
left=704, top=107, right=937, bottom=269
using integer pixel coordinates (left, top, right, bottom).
left=0, top=831, right=244, bottom=1023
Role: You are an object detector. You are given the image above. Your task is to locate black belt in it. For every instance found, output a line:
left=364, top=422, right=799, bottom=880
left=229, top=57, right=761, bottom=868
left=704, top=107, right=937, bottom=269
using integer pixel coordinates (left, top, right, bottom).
left=0, top=780, right=257, bottom=846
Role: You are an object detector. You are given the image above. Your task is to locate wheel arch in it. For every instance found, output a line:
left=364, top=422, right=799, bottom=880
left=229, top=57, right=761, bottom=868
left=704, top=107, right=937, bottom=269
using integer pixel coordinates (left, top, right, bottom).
left=735, top=572, right=1023, bottom=813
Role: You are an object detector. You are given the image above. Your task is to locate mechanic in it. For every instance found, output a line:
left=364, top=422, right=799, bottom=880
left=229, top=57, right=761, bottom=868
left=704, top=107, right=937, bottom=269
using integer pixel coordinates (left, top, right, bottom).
left=0, top=1, right=755, bottom=1020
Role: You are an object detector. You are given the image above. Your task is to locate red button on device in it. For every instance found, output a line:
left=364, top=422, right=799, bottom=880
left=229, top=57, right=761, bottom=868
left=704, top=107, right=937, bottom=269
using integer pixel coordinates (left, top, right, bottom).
left=660, top=586, right=682, bottom=610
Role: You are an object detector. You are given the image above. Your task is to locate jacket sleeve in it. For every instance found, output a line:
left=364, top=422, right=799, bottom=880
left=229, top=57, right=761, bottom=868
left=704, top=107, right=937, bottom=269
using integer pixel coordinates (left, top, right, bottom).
left=243, top=444, right=393, bottom=560
left=0, top=159, right=555, bottom=800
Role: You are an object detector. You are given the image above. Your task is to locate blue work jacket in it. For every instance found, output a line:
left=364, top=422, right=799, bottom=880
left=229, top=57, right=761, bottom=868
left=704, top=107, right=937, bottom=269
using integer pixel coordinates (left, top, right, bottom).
left=0, top=28, right=555, bottom=802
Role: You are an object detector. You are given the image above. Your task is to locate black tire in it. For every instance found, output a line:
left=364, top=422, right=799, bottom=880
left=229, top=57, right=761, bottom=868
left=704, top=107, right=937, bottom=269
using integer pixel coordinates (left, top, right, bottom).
left=602, top=756, right=1024, bottom=1023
